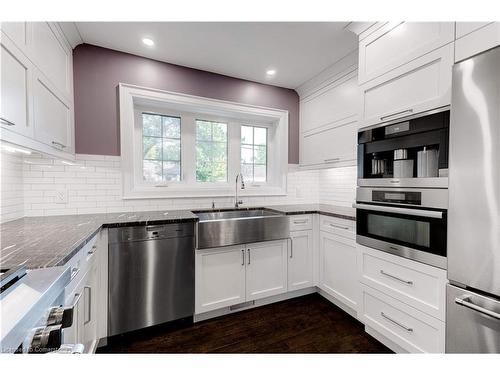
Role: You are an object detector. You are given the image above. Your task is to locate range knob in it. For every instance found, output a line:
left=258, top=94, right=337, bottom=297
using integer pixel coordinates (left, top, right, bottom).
left=46, top=306, right=74, bottom=328
left=27, top=325, right=62, bottom=353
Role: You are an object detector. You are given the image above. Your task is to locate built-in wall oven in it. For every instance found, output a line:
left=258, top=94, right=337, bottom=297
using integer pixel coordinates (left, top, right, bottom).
left=354, top=187, right=448, bottom=269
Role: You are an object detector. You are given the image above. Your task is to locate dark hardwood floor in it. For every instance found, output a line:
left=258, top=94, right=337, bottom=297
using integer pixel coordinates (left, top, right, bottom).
left=98, top=293, right=392, bottom=353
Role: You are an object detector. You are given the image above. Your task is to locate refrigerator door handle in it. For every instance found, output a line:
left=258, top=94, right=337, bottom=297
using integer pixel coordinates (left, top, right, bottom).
left=455, top=295, right=500, bottom=320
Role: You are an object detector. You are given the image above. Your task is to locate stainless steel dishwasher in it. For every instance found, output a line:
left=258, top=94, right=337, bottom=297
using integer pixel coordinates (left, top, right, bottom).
left=108, top=223, right=195, bottom=337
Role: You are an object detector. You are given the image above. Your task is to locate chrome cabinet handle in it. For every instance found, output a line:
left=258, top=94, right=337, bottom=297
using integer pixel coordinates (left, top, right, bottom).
left=51, top=141, right=67, bottom=149
left=241, top=249, right=245, bottom=266
left=71, top=292, right=82, bottom=308
left=380, top=270, right=414, bottom=285
left=293, top=219, right=307, bottom=224
left=352, top=203, right=443, bottom=219
left=87, top=245, right=97, bottom=255
left=455, top=296, right=500, bottom=320
left=247, top=249, right=251, bottom=265
left=70, top=267, right=80, bottom=280
left=329, top=223, right=349, bottom=230
left=288, top=237, right=293, bottom=259
left=381, top=312, right=413, bottom=332
left=324, top=157, right=341, bottom=163
left=84, top=286, right=91, bottom=324
left=0, top=117, right=15, bottom=126
left=380, top=109, right=413, bottom=121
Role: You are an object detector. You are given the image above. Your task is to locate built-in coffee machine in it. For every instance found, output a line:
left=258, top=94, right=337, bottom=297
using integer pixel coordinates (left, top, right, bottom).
left=357, top=108, right=450, bottom=188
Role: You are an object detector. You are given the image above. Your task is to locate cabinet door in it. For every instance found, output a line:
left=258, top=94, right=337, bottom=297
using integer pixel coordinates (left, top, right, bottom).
left=246, top=240, right=288, bottom=301
left=360, top=43, right=453, bottom=128
left=300, top=117, right=357, bottom=167
left=82, top=259, right=98, bottom=353
left=30, top=22, right=72, bottom=98
left=195, top=246, right=246, bottom=314
left=319, top=231, right=358, bottom=311
left=455, top=22, right=500, bottom=62
left=0, top=35, right=33, bottom=138
left=288, top=230, right=313, bottom=291
left=33, top=73, right=73, bottom=152
left=359, top=22, right=454, bottom=84
left=62, top=272, right=88, bottom=347
left=0, top=22, right=28, bottom=50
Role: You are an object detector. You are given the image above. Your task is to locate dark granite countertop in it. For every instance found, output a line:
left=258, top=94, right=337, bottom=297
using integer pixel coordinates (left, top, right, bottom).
left=0, top=204, right=354, bottom=270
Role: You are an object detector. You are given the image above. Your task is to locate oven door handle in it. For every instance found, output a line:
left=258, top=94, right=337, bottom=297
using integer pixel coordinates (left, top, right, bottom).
left=352, top=203, right=443, bottom=219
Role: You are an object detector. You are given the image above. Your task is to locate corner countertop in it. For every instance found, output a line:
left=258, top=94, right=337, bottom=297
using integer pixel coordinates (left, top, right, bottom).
left=0, top=204, right=354, bottom=270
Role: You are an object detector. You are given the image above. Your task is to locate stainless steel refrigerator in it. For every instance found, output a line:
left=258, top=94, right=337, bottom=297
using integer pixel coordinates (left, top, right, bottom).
left=446, top=45, right=500, bottom=353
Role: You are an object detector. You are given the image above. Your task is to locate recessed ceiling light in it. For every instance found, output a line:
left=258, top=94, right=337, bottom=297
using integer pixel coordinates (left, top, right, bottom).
left=142, top=38, right=155, bottom=47
left=266, top=69, right=276, bottom=76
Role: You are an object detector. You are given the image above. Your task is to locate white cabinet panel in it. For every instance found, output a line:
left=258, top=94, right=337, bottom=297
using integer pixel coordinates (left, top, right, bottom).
left=30, top=22, right=71, bottom=98
left=360, top=43, right=453, bottom=128
left=288, top=230, right=313, bottom=291
left=195, top=246, right=246, bottom=314
left=1, top=36, right=32, bottom=138
left=361, top=285, right=445, bottom=353
left=359, top=22, right=454, bottom=84
left=33, top=73, right=73, bottom=152
left=301, top=117, right=357, bottom=167
left=319, top=231, right=358, bottom=310
left=455, top=22, right=492, bottom=39
left=455, top=22, right=500, bottom=62
left=0, top=22, right=28, bottom=49
left=300, top=71, right=359, bottom=133
left=358, top=245, right=447, bottom=321
left=82, top=256, right=98, bottom=353
left=246, top=240, right=288, bottom=301
left=62, top=270, right=88, bottom=347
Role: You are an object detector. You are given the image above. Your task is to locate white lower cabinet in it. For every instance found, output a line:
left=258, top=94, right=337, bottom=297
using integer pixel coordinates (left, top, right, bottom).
left=288, top=230, right=314, bottom=291
left=319, top=230, right=358, bottom=311
left=195, top=239, right=288, bottom=314
left=195, top=245, right=246, bottom=314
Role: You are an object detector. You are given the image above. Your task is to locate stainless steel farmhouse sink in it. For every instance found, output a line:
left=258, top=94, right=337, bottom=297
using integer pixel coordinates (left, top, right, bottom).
left=194, top=208, right=290, bottom=249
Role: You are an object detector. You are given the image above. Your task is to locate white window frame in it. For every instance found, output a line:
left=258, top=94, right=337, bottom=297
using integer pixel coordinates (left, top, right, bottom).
left=119, top=83, right=288, bottom=199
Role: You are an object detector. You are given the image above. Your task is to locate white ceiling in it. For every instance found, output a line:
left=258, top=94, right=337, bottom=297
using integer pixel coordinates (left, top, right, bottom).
left=73, top=22, right=357, bottom=89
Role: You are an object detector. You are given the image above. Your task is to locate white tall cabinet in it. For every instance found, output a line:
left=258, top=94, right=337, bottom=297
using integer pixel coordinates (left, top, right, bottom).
left=0, top=22, right=75, bottom=158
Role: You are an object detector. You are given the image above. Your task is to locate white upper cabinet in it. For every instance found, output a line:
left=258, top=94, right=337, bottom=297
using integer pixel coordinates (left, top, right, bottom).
left=0, top=22, right=28, bottom=50
left=454, top=22, right=500, bottom=62
left=30, top=22, right=72, bottom=100
left=1, top=34, right=33, bottom=138
left=359, top=43, right=454, bottom=128
left=358, top=22, right=454, bottom=84
left=455, top=22, right=491, bottom=39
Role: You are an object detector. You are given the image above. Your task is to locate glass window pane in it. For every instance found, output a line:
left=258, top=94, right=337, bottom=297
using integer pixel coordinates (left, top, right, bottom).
left=163, top=116, right=180, bottom=138
left=241, top=126, right=253, bottom=145
left=143, top=137, right=162, bottom=160
left=212, top=142, right=227, bottom=163
left=142, top=114, right=162, bottom=136
left=212, top=122, right=227, bottom=142
left=143, top=160, right=162, bottom=182
left=254, top=165, right=267, bottom=182
left=254, top=145, right=266, bottom=164
left=163, top=139, right=180, bottom=161
left=254, top=127, right=267, bottom=145
left=196, top=120, right=212, bottom=141
left=241, top=164, right=253, bottom=181
left=163, top=161, right=180, bottom=181
left=196, top=162, right=212, bottom=182
left=212, top=163, right=227, bottom=182
left=241, top=145, right=253, bottom=164
left=196, top=141, right=212, bottom=163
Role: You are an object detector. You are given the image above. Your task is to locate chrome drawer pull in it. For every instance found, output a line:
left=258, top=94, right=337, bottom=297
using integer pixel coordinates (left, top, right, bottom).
left=380, top=109, right=413, bottom=121
left=87, top=245, right=97, bottom=255
left=329, top=223, right=349, bottom=230
left=380, top=270, right=414, bottom=285
left=381, top=312, right=413, bottom=332
left=293, top=220, right=308, bottom=224
left=70, top=267, right=80, bottom=280
left=353, top=203, right=443, bottom=219
left=71, top=292, right=82, bottom=308
left=455, top=296, right=500, bottom=320
left=51, top=141, right=67, bottom=149
left=324, top=157, right=341, bottom=163
left=0, top=117, right=15, bottom=126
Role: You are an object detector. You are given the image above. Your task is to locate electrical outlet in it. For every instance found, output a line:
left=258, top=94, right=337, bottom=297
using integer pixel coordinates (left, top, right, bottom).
left=55, top=190, right=68, bottom=204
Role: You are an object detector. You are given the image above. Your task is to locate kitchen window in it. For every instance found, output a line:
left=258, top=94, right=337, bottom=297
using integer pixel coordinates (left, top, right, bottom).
left=142, top=113, right=181, bottom=182
left=195, top=120, right=228, bottom=182
left=120, top=84, right=288, bottom=199
left=241, top=125, right=267, bottom=182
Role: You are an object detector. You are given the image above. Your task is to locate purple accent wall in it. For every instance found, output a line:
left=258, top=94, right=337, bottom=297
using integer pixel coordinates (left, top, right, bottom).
left=73, top=44, right=299, bottom=163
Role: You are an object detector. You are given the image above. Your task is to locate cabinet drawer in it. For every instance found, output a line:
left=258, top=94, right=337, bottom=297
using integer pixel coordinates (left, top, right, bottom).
left=360, top=43, right=453, bottom=128
left=289, top=214, right=313, bottom=231
left=64, top=234, right=98, bottom=294
left=320, top=215, right=355, bottom=239
left=361, top=285, right=445, bottom=353
left=358, top=244, right=447, bottom=321
left=359, top=22, right=454, bottom=84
